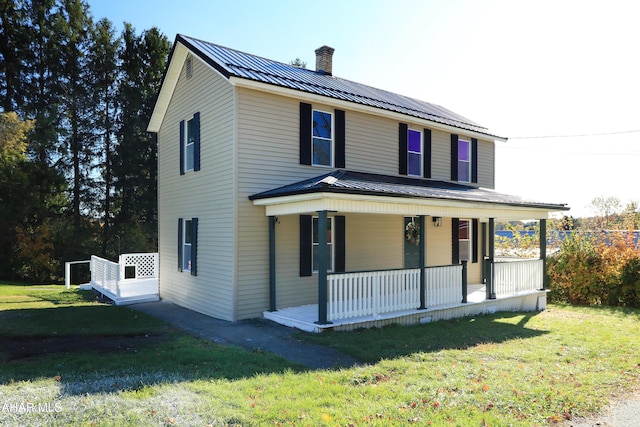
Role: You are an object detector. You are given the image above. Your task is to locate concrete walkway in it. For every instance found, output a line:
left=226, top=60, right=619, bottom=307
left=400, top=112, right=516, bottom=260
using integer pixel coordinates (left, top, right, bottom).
left=131, top=300, right=360, bottom=370
left=567, top=392, right=640, bottom=427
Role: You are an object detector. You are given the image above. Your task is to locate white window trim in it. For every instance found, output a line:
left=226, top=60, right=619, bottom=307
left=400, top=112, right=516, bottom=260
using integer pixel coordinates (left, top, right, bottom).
left=184, top=115, right=195, bottom=173
left=407, top=128, right=423, bottom=177
left=459, top=219, right=472, bottom=262
left=458, top=138, right=471, bottom=183
left=183, top=219, right=192, bottom=272
left=311, top=109, right=334, bottom=168
left=312, top=216, right=334, bottom=273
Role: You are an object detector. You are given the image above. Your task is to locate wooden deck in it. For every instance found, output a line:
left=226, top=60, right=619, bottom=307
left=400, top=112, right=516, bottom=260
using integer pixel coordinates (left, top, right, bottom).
left=264, top=285, right=548, bottom=332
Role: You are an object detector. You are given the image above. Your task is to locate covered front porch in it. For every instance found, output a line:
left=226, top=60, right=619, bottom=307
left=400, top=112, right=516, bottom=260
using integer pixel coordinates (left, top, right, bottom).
left=250, top=170, right=567, bottom=332
left=264, top=260, right=546, bottom=332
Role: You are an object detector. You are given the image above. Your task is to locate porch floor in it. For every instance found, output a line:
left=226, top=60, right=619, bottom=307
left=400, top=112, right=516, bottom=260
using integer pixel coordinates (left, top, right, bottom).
left=264, top=284, right=499, bottom=332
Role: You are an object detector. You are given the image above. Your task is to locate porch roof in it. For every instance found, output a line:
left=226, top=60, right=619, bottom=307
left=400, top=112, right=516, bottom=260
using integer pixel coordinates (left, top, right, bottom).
left=249, top=170, right=569, bottom=220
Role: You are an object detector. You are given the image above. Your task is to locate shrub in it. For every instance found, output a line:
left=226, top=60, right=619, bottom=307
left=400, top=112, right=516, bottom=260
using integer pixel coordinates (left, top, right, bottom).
left=547, top=230, right=640, bottom=308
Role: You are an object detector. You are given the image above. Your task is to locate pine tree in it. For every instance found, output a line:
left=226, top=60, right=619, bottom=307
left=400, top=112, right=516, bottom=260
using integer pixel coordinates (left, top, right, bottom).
left=55, top=0, right=95, bottom=237
left=0, top=0, right=30, bottom=112
left=113, top=24, right=169, bottom=253
left=88, top=18, right=120, bottom=257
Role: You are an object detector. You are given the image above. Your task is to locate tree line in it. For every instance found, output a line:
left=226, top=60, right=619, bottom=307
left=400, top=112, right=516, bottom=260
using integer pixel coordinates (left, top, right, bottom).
left=0, top=0, right=171, bottom=282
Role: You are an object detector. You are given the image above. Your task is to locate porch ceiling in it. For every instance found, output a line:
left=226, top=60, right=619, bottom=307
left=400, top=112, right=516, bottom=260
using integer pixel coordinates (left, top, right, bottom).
left=249, top=170, right=569, bottom=220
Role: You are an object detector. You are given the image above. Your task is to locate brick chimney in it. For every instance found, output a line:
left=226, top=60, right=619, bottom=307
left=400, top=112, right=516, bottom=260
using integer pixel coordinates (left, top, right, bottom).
left=315, top=45, right=335, bottom=75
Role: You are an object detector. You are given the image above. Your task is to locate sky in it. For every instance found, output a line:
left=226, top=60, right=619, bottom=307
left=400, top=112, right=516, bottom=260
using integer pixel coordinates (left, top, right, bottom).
left=89, top=0, right=640, bottom=218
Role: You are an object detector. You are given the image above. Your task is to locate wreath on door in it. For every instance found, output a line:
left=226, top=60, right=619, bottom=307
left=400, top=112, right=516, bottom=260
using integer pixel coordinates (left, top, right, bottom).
left=405, top=220, right=421, bottom=246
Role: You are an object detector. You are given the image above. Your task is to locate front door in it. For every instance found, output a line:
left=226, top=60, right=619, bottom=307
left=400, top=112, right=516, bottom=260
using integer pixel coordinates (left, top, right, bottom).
left=404, top=217, right=420, bottom=268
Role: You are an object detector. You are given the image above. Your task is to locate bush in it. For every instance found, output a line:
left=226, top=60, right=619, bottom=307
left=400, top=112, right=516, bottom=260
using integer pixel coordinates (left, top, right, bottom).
left=547, top=230, right=640, bottom=307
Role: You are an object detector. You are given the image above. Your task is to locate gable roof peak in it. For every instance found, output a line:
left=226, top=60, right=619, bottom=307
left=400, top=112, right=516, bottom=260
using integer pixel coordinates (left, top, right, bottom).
left=149, top=34, right=506, bottom=140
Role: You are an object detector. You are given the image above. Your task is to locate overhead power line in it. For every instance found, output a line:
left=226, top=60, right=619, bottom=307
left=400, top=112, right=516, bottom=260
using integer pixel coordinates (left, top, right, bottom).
left=509, top=129, right=640, bottom=139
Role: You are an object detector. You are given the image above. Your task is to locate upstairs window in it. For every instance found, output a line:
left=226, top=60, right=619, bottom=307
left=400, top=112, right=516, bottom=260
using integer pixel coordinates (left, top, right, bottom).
left=299, top=103, right=345, bottom=168
left=407, top=129, right=422, bottom=176
left=450, top=134, right=477, bottom=183
left=312, top=109, right=333, bottom=167
left=179, top=112, right=200, bottom=175
left=399, top=124, right=431, bottom=178
left=458, top=139, right=471, bottom=183
left=185, top=118, right=195, bottom=171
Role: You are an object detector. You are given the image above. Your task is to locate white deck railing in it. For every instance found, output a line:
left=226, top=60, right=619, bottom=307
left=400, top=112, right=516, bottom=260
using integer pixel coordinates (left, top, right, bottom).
left=91, top=255, right=120, bottom=298
left=328, top=269, right=421, bottom=321
left=64, top=253, right=159, bottom=305
left=493, top=259, right=543, bottom=296
left=424, top=264, right=463, bottom=306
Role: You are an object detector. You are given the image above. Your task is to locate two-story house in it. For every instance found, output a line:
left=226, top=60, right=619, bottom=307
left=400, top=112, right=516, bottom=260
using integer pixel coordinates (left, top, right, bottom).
left=147, top=35, right=569, bottom=332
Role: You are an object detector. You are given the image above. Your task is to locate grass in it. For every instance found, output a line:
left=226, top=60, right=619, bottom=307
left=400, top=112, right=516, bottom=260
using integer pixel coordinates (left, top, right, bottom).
left=1, top=283, right=640, bottom=426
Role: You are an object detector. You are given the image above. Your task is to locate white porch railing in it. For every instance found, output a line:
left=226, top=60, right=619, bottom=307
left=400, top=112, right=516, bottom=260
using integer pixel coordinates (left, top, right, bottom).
left=64, top=253, right=160, bottom=305
left=424, top=264, right=463, bottom=306
left=493, top=259, right=543, bottom=296
left=91, top=255, right=121, bottom=298
left=328, top=268, right=421, bottom=321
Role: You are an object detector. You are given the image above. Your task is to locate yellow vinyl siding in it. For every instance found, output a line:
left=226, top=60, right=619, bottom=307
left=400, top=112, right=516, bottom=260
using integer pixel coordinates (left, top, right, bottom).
left=430, top=129, right=451, bottom=181
left=235, top=89, right=325, bottom=318
left=157, top=56, right=236, bottom=321
left=346, top=214, right=402, bottom=271
left=426, top=217, right=452, bottom=267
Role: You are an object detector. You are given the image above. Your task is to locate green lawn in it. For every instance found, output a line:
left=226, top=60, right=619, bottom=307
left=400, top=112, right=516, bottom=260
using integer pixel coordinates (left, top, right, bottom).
left=1, top=283, right=639, bottom=426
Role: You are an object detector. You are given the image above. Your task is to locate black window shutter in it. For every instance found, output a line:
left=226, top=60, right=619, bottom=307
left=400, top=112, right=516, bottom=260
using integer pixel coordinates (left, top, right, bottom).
left=193, top=112, right=201, bottom=171
left=335, top=109, right=345, bottom=168
left=299, top=103, right=312, bottom=165
left=191, top=217, right=198, bottom=276
left=178, top=218, right=183, bottom=271
left=179, top=120, right=185, bottom=175
left=423, top=128, right=432, bottom=179
left=472, top=218, right=479, bottom=263
left=451, top=217, right=460, bottom=264
left=299, top=215, right=312, bottom=276
left=335, top=215, right=346, bottom=273
left=471, top=138, right=478, bottom=183
left=399, top=123, right=408, bottom=175
left=450, top=134, right=458, bottom=181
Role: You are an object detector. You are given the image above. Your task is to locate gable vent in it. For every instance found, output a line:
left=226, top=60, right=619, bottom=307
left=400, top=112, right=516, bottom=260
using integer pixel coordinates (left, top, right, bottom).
left=186, top=56, right=193, bottom=79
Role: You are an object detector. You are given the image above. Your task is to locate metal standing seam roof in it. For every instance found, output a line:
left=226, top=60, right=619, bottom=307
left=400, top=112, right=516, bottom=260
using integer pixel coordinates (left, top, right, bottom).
left=177, top=34, right=502, bottom=138
left=248, top=170, right=569, bottom=211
